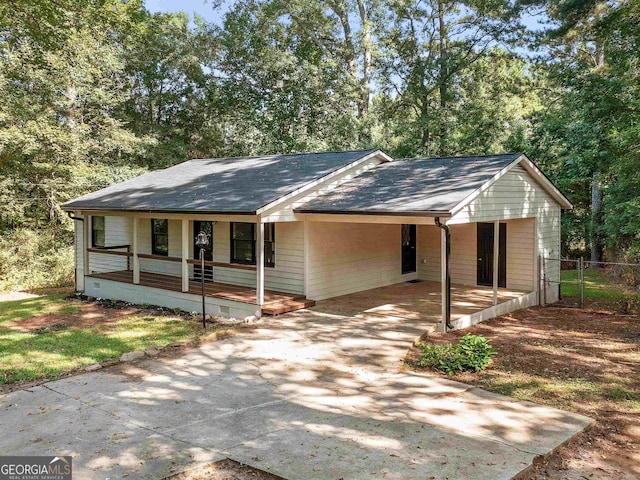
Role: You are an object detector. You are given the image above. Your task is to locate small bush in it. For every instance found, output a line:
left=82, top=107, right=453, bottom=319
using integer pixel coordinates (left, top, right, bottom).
left=418, top=334, right=497, bottom=376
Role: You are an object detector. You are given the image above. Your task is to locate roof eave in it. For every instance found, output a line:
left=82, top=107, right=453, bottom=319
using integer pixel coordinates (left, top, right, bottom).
left=61, top=206, right=257, bottom=215
left=295, top=208, right=452, bottom=217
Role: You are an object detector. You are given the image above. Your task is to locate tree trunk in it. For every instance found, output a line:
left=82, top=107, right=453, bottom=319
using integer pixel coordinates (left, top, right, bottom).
left=590, top=172, right=603, bottom=263
left=356, top=0, right=371, bottom=117
left=437, top=0, right=447, bottom=155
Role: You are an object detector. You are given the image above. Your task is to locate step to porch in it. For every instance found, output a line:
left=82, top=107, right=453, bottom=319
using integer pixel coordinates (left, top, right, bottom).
left=261, top=297, right=316, bottom=316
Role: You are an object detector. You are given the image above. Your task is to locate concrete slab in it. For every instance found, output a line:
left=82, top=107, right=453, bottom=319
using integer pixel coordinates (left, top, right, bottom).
left=0, top=307, right=592, bottom=479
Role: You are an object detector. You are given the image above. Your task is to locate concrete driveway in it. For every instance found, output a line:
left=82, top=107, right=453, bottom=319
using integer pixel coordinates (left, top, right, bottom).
left=0, top=307, right=591, bottom=480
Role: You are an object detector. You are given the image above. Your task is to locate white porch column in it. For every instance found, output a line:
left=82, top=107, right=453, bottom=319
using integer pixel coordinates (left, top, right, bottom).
left=83, top=213, right=90, bottom=278
left=181, top=219, right=189, bottom=292
left=256, top=221, right=265, bottom=306
left=493, top=220, right=500, bottom=305
left=132, top=216, right=140, bottom=284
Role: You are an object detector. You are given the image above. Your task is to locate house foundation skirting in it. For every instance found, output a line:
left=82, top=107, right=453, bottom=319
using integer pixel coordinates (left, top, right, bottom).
left=85, top=277, right=260, bottom=319
left=441, top=291, right=539, bottom=332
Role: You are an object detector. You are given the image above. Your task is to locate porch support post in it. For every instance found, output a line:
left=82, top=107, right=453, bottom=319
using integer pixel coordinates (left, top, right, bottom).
left=256, top=221, right=264, bottom=307
left=84, top=213, right=90, bottom=277
left=435, top=217, right=451, bottom=332
left=181, top=219, right=189, bottom=292
left=440, top=228, right=447, bottom=326
left=132, top=217, right=140, bottom=284
left=493, top=220, right=499, bottom=305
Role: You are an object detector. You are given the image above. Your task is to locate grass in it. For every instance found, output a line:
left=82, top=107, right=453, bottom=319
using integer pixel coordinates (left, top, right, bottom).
left=0, top=293, right=79, bottom=324
left=560, top=268, right=636, bottom=301
left=0, top=294, right=203, bottom=384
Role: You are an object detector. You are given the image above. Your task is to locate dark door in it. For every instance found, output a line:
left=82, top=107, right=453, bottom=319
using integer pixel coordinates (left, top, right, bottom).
left=401, top=224, right=417, bottom=274
left=476, top=223, right=506, bottom=287
left=193, top=221, right=213, bottom=281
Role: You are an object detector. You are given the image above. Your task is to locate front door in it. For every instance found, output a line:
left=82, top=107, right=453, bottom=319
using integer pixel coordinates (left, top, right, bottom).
left=477, top=222, right=506, bottom=287
left=401, top=224, right=417, bottom=274
left=193, top=221, right=213, bottom=281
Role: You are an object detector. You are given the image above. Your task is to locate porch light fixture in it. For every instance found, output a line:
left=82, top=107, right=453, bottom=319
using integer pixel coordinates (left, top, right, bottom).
left=195, top=231, right=210, bottom=328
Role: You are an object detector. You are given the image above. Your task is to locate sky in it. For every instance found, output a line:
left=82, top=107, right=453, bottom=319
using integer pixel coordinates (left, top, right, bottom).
left=145, top=0, right=548, bottom=31
left=145, top=0, right=226, bottom=24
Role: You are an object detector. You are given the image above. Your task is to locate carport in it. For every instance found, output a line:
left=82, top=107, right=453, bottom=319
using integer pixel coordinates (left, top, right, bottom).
left=311, top=280, right=529, bottom=330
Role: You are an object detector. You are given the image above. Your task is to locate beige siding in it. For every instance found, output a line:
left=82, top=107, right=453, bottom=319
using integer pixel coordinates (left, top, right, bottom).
left=87, top=215, right=132, bottom=274
left=417, top=219, right=536, bottom=291
left=507, top=218, right=536, bottom=291
left=417, top=225, right=441, bottom=281
left=305, top=222, right=413, bottom=301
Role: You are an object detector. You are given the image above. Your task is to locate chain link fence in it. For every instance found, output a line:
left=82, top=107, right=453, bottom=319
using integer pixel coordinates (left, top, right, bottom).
left=543, top=257, right=640, bottom=310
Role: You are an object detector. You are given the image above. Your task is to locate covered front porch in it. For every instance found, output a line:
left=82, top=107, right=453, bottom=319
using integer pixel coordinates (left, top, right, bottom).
left=86, top=270, right=315, bottom=316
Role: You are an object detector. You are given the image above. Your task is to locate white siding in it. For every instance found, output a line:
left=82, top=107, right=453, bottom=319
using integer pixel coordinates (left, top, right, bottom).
left=211, top=221, right=305, bottom=294
left=87, top=215, right=132, bottom=274
left=74, top=215, right=85, bottom=290
left=450, top=164, right=561, bottom=300
left=417, top=219, right=536, bottom=291
left=305, top=222, right=414, bottom=301
left=137, top=218, right=182, bottom=276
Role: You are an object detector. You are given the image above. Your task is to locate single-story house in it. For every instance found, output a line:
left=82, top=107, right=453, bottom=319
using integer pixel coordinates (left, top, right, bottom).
left=62, top=149, right=572, bottom=330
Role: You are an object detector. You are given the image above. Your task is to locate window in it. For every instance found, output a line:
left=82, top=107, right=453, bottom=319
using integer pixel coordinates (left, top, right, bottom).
left=92, top=216, right=105, bottom=247
left=230, top=222, right=275, bottom=267
left=151, top=219, right=168, bottom=256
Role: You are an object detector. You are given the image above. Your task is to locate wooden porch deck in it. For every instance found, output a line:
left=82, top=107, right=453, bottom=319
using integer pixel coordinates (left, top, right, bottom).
left=87, top=270, right=315, bottom=316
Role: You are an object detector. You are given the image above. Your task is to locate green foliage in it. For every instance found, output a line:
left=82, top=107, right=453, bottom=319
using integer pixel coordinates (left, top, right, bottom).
left=418, top=334, right=497, bottom=376
left=0, top=0, right=638, bottom=291
left=0, top=229, right=74, bottom=293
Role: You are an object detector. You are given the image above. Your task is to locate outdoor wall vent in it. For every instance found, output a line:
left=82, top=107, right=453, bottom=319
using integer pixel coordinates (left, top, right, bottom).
left=93, top=282, right=100, bottom=288
left=219, top=305, right=230, bottom=316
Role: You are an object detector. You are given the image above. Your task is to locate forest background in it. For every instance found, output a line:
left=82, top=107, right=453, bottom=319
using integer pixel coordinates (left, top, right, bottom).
left=0, top=0, right=637, bottom=291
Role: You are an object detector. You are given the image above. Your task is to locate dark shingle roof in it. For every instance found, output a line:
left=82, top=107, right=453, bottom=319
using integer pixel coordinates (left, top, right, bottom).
left=296, top=153, right=522, bottom=215
left=63, top=149, right=378, bottom=213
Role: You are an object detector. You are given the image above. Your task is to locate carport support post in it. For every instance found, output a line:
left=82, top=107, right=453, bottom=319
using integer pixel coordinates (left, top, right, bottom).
left=181, top=219, right=189, bottom=292
left=132, top=216, right=140, bottom=285
left=435, top=217, right=452, bottom=332
left=493, top=220, right=499, bottom=306
left=256, top=221, right=264, bottom=307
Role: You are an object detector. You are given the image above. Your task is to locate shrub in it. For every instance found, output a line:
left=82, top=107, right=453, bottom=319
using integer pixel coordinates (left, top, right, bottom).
left=0, top=228, right=74, bottom=292
left=418, top=334, right=497, bottom=376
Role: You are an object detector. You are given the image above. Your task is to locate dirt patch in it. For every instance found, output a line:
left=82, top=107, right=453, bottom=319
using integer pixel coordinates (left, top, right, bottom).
left=4, top=301, right=139, bottom=332
left=407, top=305, right=640, bottom=480
left=167, top=458, right=283, bottom=480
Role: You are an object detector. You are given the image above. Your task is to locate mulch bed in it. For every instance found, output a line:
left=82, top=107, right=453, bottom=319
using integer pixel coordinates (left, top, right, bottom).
left=407, top=305, right=640, bottom=479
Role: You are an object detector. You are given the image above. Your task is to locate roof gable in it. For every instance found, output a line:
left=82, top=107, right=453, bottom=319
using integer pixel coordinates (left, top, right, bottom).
left=62, top=149, right=379, bottom=213
left=296, top=153, right=523, bottom=215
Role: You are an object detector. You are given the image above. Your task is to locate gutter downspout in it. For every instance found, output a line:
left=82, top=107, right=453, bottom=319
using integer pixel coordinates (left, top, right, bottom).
left=435, top=217, right=453, bottom=331
left=67, top=212, right=84, bottom=293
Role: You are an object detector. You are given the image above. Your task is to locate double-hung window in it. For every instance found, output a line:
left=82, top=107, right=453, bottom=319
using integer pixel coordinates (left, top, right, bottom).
left=92, top=216, right=105, bottom=247
left=151, top=219, right=168, bottom=256
left=230, top=223, right=275, bottom=267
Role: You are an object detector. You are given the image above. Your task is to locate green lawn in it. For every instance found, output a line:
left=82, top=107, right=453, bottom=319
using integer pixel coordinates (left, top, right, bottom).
left=560, top=268, right=635, bottom=301
left=0, top=294, right=203, bottom=384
